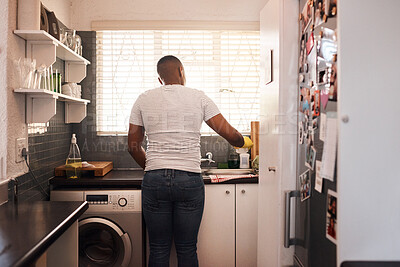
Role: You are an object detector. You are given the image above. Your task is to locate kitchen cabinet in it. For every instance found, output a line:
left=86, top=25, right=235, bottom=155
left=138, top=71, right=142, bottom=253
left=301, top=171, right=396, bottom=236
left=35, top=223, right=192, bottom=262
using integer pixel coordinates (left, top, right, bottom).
left=197, top=183, right=258, bottom=267
left=236, top=184, right=258, bottom=267
left=197, top=184, right=236, bottom=267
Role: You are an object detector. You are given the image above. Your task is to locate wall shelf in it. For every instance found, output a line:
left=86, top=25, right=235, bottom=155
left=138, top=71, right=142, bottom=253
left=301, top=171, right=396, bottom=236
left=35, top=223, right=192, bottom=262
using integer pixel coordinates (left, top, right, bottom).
left=14, top=30, right=90, bottom=83
left=14, top=89, right=90, bottom=124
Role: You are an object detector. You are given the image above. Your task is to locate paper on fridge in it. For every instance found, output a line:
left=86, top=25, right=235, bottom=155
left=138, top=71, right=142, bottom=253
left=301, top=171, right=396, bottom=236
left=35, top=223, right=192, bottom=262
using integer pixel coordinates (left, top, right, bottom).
left=319, top=113, right=327, bottom=141
left=315, top=160, right=323, bottom=193
left=320, top=114, right=337, bottom=181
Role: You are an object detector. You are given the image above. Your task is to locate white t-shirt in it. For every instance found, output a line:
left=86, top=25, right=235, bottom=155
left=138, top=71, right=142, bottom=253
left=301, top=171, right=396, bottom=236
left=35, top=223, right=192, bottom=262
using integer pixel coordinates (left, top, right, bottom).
left=129, top=84, right=220, bottom=173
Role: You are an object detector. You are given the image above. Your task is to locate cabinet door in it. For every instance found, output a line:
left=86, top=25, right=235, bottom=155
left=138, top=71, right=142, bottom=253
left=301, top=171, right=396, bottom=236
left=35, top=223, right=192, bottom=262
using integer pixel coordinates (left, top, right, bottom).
left=236, top=184, right=258, bottom=267
left=197, top=184, right=235, bottom=267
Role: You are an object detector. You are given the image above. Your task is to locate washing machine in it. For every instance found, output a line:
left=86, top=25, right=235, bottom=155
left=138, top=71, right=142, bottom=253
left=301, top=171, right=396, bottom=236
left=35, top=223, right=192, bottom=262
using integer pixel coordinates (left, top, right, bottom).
left=51, top=189, right=144, bottom=267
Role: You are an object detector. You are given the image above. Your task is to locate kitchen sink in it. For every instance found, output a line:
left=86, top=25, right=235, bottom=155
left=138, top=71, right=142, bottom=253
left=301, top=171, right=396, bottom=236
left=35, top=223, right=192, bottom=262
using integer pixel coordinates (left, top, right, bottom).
left=201, top=168, right=255, bottom=176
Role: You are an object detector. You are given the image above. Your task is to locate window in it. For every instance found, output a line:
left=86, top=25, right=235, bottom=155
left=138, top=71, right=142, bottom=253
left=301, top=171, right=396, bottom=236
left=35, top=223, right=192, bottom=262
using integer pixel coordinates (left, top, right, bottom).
left=96, top=30, right=260, bottom=135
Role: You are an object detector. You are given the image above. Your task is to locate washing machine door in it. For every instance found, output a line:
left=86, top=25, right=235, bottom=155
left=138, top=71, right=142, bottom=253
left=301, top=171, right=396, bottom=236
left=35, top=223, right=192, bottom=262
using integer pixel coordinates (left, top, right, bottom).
left=79, top=217, right=132, bottom=267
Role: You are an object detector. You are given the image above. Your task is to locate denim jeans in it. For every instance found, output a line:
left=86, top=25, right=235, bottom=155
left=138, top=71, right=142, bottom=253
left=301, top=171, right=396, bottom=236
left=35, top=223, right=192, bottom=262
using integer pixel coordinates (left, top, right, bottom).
left=142, top=169, right=205, bottom=267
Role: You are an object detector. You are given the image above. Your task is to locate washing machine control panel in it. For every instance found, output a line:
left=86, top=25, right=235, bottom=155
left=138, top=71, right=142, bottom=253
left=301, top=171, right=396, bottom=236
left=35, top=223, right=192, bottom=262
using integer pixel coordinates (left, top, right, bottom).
left=84, top=190, right=142, bottom=212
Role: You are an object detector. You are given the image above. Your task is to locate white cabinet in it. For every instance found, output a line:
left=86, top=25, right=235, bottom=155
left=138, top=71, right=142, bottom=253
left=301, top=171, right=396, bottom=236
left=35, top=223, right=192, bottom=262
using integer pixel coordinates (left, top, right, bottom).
left=198, top=184, right=236, bottom=267
left=197, top=183, right=258, bottom=267
left=236, top=184, right=258, bottom=267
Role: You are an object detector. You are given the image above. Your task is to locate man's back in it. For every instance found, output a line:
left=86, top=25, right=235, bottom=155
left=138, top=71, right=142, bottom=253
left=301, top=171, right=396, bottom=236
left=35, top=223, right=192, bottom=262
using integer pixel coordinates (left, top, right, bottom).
left=130, top=84, right=220, bottom=173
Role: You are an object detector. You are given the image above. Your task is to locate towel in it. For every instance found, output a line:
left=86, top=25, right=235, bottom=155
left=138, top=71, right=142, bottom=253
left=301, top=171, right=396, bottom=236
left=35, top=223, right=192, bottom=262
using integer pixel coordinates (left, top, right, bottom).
left=209, top=174, right=258, bottom=183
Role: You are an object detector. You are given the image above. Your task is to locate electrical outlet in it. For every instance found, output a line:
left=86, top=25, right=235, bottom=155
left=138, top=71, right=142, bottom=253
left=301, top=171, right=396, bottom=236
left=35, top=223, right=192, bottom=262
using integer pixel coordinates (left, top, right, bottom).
left=15, top=138, right=27, bottom=163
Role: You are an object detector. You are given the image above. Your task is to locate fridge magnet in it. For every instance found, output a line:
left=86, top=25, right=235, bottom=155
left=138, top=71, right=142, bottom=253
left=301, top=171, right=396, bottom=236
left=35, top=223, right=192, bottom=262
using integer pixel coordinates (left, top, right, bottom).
left=326, top=189, right=337, bottom=244
left=312, top=89, right=320, bottom=117
left=312, top=118, right=319, bottom=130
left=300, top=1, right=313, bottom=34
left=305, top=145, right=316, bottom=170
left=298, top=121, right=305, bottom=144
left=299, top=170, right=311, bottom=202
left=314, top=160, right=323, bottom=193
left=306, top=32, right=314, bottom=55
left=265, top=49, right=273, bottom=85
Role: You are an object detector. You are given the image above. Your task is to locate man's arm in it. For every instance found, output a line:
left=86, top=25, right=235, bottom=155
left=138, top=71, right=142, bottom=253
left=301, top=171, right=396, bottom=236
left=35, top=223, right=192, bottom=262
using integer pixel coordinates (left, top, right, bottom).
left=206, top=113, right=244, bottom=147
left=128, top=123, right=146, bottom=169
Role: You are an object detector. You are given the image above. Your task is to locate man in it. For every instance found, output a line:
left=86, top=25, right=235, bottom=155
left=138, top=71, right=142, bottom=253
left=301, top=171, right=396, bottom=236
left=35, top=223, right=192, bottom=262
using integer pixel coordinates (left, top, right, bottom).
left=128, top=55, right=252, bottom=267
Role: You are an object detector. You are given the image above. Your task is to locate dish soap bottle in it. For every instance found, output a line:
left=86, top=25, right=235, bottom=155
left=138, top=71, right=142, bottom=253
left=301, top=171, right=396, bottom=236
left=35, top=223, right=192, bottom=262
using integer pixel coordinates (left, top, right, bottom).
left=65, top=134, right=82, bottom=179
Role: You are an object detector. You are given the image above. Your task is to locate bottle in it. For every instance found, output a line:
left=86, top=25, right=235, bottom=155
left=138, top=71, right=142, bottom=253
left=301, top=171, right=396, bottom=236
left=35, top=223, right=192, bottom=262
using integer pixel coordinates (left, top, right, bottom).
left=228, top=152, right=240, bottom=169
left=65, top=134, right=82, bottom=179
left=236, top=148, right=250, bottom=169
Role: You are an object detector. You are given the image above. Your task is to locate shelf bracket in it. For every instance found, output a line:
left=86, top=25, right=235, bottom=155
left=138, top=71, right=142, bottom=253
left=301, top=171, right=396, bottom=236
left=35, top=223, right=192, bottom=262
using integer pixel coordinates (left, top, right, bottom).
left=26, top=40, right=57, bottom=67
left=65, top=62, right=87, bottom=83
left=26, top=94, right=57, bottom=123
left=65, top=102, right=87, bottom=123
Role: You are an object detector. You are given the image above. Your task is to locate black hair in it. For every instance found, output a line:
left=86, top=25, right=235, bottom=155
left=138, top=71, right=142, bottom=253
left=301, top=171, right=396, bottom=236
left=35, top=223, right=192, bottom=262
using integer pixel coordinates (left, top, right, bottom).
left=157, top=55, right=182, bottom=77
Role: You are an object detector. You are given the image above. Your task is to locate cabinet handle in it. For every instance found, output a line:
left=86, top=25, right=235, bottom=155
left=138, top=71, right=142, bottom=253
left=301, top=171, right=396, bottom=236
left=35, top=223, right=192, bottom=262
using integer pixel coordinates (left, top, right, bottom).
left=241, top=189, right=245, bottom=194
left=226, top=190, right=230, bottom=194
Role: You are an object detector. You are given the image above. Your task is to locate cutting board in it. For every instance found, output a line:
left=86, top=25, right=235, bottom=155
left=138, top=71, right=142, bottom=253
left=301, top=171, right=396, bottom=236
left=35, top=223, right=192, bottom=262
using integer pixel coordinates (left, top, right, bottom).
left=55, top=161, right=113, bottom=177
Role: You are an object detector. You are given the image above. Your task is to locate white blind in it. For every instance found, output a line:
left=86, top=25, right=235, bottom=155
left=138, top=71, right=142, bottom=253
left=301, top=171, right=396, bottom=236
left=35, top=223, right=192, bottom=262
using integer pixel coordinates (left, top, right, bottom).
left=96, top=30, right=260, bottom=135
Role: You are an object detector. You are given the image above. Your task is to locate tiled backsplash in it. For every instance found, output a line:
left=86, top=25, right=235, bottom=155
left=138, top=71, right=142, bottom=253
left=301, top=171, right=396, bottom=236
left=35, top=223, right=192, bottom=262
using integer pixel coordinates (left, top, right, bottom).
left=9, top=57, right=72, bottom=202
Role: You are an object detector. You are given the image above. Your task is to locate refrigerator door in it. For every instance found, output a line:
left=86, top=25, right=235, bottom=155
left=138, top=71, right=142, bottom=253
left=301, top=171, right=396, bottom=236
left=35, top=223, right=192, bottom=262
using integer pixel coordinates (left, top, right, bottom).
left=294, top=113, right=311, bottom=267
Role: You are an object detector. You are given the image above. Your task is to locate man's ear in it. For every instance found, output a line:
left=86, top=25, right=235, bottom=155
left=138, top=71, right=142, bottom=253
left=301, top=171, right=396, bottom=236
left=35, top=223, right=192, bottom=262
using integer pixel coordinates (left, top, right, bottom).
left=179, top=66, right=183, bottom=77
left=158, top=77, right=164, bottom=85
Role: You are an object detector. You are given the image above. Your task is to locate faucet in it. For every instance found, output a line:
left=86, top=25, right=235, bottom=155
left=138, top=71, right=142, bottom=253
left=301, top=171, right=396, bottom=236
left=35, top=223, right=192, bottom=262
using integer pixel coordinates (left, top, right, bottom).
left=201, top=152, right=215, bottom=164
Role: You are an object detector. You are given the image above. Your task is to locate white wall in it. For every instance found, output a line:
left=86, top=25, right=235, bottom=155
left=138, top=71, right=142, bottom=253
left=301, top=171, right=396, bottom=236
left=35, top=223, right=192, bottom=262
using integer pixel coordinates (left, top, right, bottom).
left=70, top=0, right=267, bottom=30
left=257, top=0, right=298, bottom=266
left=0, top=0, right=9, bottom=181
left=337, top=0, right=400, bottom=264
left=6, top=0, right=27, bottom=180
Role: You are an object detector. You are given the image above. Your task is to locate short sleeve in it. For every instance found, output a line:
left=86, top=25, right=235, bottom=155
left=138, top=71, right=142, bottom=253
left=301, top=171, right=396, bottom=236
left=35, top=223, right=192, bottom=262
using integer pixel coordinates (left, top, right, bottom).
left=129, top=95, right=144, bottom=126
left=202, top=93, right=221, bottom=121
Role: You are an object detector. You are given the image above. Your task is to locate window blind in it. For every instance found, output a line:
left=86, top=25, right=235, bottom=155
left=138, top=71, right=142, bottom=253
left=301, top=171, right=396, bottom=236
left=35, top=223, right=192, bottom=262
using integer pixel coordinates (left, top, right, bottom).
left=96, top=30, right=260, bottom=135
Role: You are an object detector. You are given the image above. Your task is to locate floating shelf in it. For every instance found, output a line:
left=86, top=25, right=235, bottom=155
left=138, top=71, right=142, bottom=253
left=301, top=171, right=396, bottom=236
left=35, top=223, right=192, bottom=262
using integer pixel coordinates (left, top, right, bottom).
left=14, top=30, right=90, bottom=83
left=14, top=88, right=90, bottom=124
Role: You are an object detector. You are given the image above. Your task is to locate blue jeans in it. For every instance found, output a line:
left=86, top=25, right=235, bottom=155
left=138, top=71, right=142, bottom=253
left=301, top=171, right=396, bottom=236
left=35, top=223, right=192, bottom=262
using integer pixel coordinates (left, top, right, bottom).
left=142, top=169, right=205, bottom=267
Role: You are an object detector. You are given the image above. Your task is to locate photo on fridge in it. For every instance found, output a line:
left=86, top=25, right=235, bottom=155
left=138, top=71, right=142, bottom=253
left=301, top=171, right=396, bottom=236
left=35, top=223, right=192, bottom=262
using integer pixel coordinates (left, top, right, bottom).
left=305, top=145, right=316, bottom=170
left=300, top=1, right=313, bottom=34
left=312, top=89, right=321, bottom=117
left=326, top=189, right=337, bottom=244
left=323, top=0, right=337, bottom=20
left=299, top=170, right=311, bottom=201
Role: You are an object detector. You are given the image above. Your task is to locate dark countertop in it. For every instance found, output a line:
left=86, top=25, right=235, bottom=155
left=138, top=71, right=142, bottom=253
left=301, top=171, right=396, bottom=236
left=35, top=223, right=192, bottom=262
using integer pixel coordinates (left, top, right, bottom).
left=50, top=170, right=258, bottom=189
left=0, top=201, right=88, bottom=267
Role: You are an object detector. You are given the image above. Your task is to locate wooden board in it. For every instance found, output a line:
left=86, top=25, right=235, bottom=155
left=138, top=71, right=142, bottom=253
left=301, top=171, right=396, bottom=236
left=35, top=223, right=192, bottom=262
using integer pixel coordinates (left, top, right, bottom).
left=250, top=121, right=260, bottom=160
left=55, top=161, right=113, bottom=177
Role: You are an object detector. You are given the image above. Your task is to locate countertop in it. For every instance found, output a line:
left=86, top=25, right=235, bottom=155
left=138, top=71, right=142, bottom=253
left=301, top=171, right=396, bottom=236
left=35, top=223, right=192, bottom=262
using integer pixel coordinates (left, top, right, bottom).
left=50, top=169, right=258, bottom=189
left=0, top=201, right=88, bottom=267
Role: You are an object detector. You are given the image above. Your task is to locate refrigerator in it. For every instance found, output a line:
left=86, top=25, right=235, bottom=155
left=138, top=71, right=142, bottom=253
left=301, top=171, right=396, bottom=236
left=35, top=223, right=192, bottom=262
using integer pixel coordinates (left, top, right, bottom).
left=286, top=1, right=338, bottom=266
